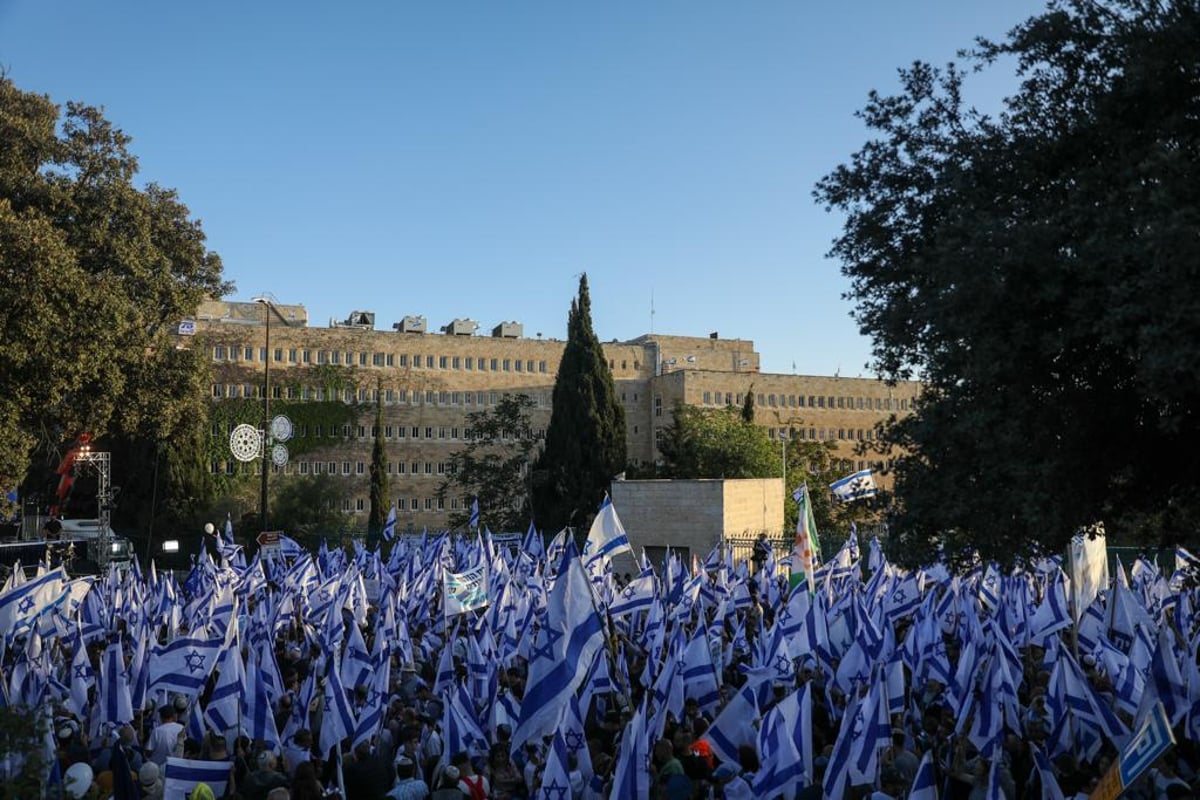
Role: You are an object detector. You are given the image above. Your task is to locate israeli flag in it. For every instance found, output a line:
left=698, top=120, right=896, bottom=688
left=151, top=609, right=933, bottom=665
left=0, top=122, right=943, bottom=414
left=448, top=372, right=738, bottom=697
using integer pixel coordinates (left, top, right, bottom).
left=829, top=469, right=877, bottom=502
left=163, top=758, right=231, bottom=800
left=382, top=503, right=397, bottom=541
left=468, top=497, right=480, bottom=529
left=583, top=494, right=632, bottom=565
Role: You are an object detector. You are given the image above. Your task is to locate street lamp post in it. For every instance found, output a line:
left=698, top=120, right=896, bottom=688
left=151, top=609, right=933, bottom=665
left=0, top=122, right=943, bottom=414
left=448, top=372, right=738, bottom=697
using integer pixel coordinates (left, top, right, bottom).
left=255, top=296, right=272, bottom=534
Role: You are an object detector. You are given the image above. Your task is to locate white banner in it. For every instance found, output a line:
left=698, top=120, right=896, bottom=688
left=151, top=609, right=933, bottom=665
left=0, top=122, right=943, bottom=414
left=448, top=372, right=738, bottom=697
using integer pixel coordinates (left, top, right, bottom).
left=444, top=564, right=489, bottom=617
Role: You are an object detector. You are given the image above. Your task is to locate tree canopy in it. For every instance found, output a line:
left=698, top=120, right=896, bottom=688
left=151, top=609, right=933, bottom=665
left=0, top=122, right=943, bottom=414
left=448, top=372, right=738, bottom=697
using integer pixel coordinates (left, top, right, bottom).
left=439, top=393, right=538, bottom=532
left=658, top=404, right=777, bottom=480
left=0, top=77, right=228, bottom=492
left=814, top=0, right=1200, bottom=565
left=533, top=275, right=627, bottom=532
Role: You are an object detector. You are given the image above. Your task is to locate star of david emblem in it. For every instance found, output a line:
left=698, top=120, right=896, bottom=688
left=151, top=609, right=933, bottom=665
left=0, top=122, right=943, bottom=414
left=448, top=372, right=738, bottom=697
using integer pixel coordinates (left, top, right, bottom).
left=17, top=595, right=35, bottom=615
left=622, top=586, right=637, bottom=600
left=74, top=664, right=92, bottom=680
left=985, top=575, right=997, bottom=589
left=850, top=708, right=865, bottom=738
left=680, top=595, right=693, bottom=611
left=185, top=649, right=206, bottom=674
left=774, top=655, right=793, bottom=676
left=531, top=627, right=563, bottom=664
left=891, top=588, right=907, bottom=604
left=564, top=729, right=586, bottom=752
left=541, top=778, right=570, bottom=800
left=367, top=688, right=383, bottom=708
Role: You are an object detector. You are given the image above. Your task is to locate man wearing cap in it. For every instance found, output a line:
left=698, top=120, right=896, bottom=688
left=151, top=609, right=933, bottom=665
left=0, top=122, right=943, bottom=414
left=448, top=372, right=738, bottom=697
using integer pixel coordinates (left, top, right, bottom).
left=138, top=762, right=164, bottom=800
left=387, top=755, right=430, bottom=800
left=711, top=763, right=753, bottom=800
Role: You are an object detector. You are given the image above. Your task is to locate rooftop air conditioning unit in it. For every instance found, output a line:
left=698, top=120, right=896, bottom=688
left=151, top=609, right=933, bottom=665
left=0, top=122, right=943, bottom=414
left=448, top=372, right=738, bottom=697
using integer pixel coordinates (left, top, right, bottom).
left=492, top=321, right=523, bottom=339
left=392, top=316, right=427, bottom=334
left=442, top=318, right=479, bottom=336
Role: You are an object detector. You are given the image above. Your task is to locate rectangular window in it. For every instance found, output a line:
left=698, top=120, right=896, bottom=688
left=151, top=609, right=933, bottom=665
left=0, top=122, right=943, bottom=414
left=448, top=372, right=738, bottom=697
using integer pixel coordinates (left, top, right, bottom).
left=769, top=394, right=777, bottom=407
left=424, top=355, right=434, bottom=368
left=491, top=358, right=499, bottom=371
left=302, top=349, right=312, bottom=363
left=342, top=424, right=351, bottom=437
left=655, top=396, right=662, bottom=417
left=514, top=359, right=522, bottom=372
left=817, top=396, right=825, bottom=408
left=412, top=353, right=421, bottom=367
left=438, top=427, right=446, bottom=439
left=437, top=497, right=445, bottom=511
left=503, top=359, right=511, bottom=371
left=328, top=461, right=337, bottom=474
left=356, top=498, right=365, bottom=511
left=828, top=396, right=836, bottom=408
left=452, top=391, right=461, bottom=405
left=703, top=391, right=711, bottom=404
left=213, top=345, right=226, bottom=360
left=539, top=360, right=547, bottom=373
left=439, top=355, right=448, bottom=369
left=439, top=391, right=449, bottom=405
left=757, top=393, right=765, bottom=406
left=725, top=393, right=733, bottom=405
left=248, top=347, right=256, bottom=361
left=437, top=462, right=447, bottom=474
left=356, top=462, right=365, bottom=474
left=837, top=397, right=845, bottom=409
left=411, top=426, right=419, bottom=439
left=300, top=462, right=310, bottom=475
left=409, top=498, right=419, bottom=511
left=425, top=427, right=433, bottom=439
left=342, top=499, right=351, bottom=512
left=424, top=462, right=433, bottom=475
left=526, top=360, right=535, bottom=373
left=424, top=497, right=434, bottom=511
left=465, top=357, right=474, bottom=370
left=489, top=392, right=498, bottom=406
left=426, top=390, right=436, bottom=405
left=274, top=348, right=283, bottom=362
left=331, top=351, right=342, bottom=365
left=477, top=392, right=485, bottom=406
left=451, top=427, right=459, bottom=439
left=342, top=462, right=351, bottom=475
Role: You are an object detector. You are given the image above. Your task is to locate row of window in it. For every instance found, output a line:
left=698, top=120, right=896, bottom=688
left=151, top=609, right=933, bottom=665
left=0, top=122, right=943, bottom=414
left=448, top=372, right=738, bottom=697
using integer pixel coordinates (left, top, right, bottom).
left=212, top=459, right=455, bottom=477
left=212, top=421, right=545, bottom=443
left=769, top=427, right=878, bottom=442
left=211, top=385, right=552, bottom=409
left=213, top=345, right=549, bottom=374
left=700, top=391, right=909, bottom=412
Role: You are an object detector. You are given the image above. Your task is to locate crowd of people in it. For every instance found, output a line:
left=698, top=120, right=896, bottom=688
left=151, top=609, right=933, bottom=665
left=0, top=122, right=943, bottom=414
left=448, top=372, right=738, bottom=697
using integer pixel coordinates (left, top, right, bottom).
left=2, top=513, right=1199, bottom=800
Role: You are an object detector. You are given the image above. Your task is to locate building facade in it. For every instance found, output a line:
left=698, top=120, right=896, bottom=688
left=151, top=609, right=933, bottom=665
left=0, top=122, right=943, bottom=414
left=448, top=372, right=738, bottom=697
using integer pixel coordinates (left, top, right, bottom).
left=183, top=300, right=921, bottom=531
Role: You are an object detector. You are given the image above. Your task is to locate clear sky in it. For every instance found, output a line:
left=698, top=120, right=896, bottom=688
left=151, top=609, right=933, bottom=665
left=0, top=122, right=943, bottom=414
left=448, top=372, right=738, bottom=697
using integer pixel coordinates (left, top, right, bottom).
left=1, top=1, right=1047, bottom=376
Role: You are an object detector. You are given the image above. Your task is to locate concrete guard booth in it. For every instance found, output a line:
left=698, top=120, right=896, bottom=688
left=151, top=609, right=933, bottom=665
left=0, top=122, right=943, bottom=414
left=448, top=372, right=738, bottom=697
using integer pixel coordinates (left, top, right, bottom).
left=610, top=478, right=784, bottom=571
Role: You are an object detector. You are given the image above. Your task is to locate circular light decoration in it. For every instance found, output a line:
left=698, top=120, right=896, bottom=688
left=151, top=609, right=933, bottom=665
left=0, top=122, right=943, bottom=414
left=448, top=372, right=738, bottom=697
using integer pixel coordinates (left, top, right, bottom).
left=229, top=424, right=262, bottom=462
left=270, top=414, right=293, bottom=442
left=271, top=443, right=290, bottom=467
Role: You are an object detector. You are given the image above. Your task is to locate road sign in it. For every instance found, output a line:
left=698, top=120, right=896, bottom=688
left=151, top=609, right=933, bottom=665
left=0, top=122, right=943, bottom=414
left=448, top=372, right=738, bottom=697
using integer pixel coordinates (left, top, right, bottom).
left=256, top=530, right=282, bottom=555
left=1091, top=701, right=1176, bottom=800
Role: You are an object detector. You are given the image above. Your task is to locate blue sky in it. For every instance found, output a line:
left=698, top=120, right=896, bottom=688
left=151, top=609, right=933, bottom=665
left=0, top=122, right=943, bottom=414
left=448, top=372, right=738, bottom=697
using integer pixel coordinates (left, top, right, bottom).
left=1, top=1, right=1047, bottom=376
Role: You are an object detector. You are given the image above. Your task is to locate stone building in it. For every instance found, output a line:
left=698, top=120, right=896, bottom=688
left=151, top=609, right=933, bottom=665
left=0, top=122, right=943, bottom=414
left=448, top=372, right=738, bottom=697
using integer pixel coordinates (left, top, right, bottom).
left=182, top=300, right=921, bottom=531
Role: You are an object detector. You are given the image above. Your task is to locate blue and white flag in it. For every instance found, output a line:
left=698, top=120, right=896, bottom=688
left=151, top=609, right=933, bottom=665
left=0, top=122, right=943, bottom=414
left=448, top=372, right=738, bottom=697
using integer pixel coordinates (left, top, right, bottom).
left=512, top=540, right=606, bottom=751
left=468, top=497, right=480, bottom=530
left=607, top=574, right=655, bottom=618
left=382, top=503, right=397, bottom=542
left=537, top=731, right=573, bottom=800
left=0, top=567, right=65, bottom=637
left=444, top=564, right=489, bottom=617
left=319, top=657, right=357, bottom=758
left=909, top=751, right=938, bottom=800
left=148, top=636, right=224, bottom=698
left=829, top=469, right=877, bottom=503
left=582, top=494, right=631, bottom=565
left=278, top=534, right=305, bottom=559
left=99, top=639, right=134, bottom=727
left=163, top=757, right=231, bottom=800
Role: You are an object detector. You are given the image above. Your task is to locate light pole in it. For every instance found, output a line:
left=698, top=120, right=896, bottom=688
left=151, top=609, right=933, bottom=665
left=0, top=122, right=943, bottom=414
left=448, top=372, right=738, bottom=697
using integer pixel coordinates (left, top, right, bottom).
left=254, top=296, right=273, bottom=534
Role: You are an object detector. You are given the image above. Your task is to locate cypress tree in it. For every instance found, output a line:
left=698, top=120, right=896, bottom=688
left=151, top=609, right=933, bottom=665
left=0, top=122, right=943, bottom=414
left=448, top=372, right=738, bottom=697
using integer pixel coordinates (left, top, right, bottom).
left=533, top=274, right=627, bottom=533
left=367, top=386, right=389, bottom=548
left=741, top=383, right=756, bottom=423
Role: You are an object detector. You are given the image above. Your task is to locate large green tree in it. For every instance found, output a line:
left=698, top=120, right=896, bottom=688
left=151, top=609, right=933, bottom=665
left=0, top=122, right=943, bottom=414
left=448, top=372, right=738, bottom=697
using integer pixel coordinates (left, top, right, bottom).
left=438, top=393, right=538, bottom=531
left=814, top=0, right=1200, bottom=566
left=533, top=275, right=627, bottom=532
left=0, top=77, right=228, bottom=494
left=658, top=404, right=777, bottom=480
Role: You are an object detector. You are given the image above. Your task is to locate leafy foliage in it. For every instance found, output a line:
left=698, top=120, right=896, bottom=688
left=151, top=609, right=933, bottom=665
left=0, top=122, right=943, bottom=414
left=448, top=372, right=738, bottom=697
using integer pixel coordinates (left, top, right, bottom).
left=814, top=0, right=1200, bottom=565
left=658, top=404, right=777, bottom=480
left=267, top=474, right=352, bottom=547
left=368, top=390, right=389, bottom=546
left=533, top=275, right=627, bottom=532
left=439, top=393, right=538, bottom=531
left=0, top=705, right=50, bottom=799
left=0, top=76, right=228, bottom=491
